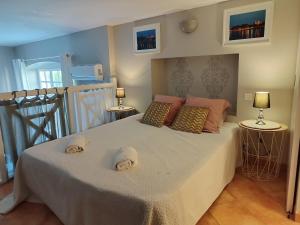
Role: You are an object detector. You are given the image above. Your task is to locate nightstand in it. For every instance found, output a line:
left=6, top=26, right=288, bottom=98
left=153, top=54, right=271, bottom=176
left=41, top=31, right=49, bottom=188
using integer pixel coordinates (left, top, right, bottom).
left=239, top=120, right=288, bottom=180
left=106, top=106, right=137, bottom=120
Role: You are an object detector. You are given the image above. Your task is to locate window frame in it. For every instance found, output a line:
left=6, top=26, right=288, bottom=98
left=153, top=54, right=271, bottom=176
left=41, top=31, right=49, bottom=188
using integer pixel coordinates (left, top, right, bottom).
left=38, top=69, right=63, bottom=88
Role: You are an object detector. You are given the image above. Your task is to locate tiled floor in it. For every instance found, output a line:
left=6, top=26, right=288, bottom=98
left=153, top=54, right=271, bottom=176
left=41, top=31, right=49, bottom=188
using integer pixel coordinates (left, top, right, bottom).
left=0, top=170, right=297, bottom=225
left=198, top=171, right=297, bottom=225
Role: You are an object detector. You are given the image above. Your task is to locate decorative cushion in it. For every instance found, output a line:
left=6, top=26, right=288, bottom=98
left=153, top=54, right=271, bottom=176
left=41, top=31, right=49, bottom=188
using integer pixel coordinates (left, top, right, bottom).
left=154, top=95, right=185, bottom=125
left=219, top=111, right=228, bottom=128
left=141, top=101, right=172, bottom=127
left=185, top=96, right=230, bottom=133
left=171, top=106, right=209, bottom=134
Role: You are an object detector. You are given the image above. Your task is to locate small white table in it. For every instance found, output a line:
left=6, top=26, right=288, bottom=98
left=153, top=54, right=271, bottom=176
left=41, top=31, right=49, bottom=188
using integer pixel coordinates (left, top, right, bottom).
left=239, top=120, right=288, bottom=180
left=106, top=106, right=136, bottom=120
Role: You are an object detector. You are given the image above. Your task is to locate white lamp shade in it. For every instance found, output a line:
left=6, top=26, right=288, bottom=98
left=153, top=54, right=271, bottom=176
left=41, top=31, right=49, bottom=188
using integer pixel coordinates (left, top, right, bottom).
left=116, top=88, right=125, bottom=98
left=253, top=92, right=270, bottom=109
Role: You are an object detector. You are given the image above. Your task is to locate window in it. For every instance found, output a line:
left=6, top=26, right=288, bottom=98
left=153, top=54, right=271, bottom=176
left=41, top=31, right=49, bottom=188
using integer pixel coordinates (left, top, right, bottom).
left=23, top=61, right=63, bottom=89
left=39, top=70, right=63, bottom=88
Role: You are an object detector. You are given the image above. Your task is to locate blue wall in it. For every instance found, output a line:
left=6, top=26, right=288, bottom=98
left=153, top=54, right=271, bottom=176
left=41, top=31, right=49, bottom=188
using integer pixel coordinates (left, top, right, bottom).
left=15, top=25, right=112, bottom=80
left=0, top=46, right=16, bottom=92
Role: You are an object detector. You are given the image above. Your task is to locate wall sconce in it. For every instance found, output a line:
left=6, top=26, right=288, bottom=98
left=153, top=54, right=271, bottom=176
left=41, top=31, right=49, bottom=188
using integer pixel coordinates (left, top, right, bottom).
left=179, top=18, right=198, bottom=34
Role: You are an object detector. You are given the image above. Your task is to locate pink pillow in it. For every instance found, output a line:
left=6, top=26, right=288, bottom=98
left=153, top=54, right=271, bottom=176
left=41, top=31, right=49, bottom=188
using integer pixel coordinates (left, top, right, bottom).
left=154, top=95, right=185, bottom=125
left=185, top=96, right=231, bottom=133
left=219, top=111, right=228, bottom=128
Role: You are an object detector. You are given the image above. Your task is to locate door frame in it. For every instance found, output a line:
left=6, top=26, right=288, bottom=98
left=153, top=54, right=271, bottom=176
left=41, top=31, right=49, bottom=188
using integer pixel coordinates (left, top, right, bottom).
left=287, top=33, right=300, bottom=216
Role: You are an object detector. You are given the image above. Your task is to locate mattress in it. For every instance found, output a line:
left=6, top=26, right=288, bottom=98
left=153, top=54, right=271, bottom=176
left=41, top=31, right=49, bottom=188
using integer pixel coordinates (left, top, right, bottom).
left=0, top=114, right=238, bottom=225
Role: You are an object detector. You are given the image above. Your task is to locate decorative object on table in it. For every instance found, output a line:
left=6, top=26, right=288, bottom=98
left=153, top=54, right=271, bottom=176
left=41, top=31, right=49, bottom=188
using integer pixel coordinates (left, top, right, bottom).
left=133, top=23, right=160, bottom=54
left=223, top=1, right=273, bottom=45
left=106, top=106, right=136, bottom=120
left=239, top=120, right=287, bottom=180
left=179, top=18, right=198, bottom=33
left=253, top=91, right=270, bottom=125
left=116, top=88, right=125, bottom=108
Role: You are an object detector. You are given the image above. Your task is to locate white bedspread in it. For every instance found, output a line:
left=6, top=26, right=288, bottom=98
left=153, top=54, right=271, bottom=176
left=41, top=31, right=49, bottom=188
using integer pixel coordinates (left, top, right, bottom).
left=0, top=114, right=238, bottom=225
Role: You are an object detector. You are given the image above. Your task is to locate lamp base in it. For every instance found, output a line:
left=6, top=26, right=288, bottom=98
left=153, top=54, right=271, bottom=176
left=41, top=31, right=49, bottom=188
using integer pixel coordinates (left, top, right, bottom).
left=117, top=98, right=124, bottom=109
left=256, top=120, right=266, bottom=125
left=256, top=109, right=265, bottom=126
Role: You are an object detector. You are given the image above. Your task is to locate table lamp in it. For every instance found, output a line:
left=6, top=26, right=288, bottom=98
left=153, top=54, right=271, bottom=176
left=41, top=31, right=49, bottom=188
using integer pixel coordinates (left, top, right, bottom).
left=253, top=92, right=270, bottom=125
left=116, top=88, right=125, bottom=108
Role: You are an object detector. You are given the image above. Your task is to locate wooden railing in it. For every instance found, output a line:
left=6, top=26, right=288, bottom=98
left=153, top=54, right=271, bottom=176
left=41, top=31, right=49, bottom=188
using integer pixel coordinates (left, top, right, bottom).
left=0, top=78, right=117, bottom=183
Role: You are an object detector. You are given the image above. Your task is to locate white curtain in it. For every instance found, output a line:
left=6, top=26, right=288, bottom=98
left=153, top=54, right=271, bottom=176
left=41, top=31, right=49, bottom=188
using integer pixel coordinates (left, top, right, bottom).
left=60, top=54, right=73, bottom=86
left=12, top=59, right=30, bottom=90
left=74, top=88, right=115, bottom=132
left=12, top=55, right=72, bottom=91
left=0, top=65, right=15, bottom=93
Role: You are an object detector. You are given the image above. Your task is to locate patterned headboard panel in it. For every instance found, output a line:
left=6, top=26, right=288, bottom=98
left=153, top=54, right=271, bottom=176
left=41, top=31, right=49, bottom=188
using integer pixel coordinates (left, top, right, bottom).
left=151, top=54, right=239, bottom=115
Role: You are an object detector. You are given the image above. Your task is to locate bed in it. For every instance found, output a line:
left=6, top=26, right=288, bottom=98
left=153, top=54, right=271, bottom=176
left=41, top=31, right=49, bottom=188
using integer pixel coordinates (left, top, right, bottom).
left=0, top=114, right=238, bottom=225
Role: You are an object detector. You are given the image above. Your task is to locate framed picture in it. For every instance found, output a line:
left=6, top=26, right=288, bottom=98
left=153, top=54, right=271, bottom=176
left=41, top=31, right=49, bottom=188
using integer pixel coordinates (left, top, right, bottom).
left=223, top=1, right=273, bottom=45
left=133, top=23, right=160, bottom=54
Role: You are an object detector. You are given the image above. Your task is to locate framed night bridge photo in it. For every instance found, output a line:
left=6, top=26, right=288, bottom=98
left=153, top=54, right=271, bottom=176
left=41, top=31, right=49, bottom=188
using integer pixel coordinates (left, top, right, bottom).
left=223, top=1, right=273, bottom=45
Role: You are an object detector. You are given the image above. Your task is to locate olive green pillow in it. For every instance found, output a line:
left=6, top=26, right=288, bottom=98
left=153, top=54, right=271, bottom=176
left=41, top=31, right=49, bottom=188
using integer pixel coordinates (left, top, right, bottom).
left=171, top=105, right=209, bottom=133
left=141, top=101, right=172, bottom=127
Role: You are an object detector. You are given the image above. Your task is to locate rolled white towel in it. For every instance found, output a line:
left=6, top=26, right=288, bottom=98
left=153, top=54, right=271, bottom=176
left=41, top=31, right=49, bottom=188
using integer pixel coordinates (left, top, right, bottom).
left=65, top=134, right=86, bottom=153
left=114, top=146, right=138, bottom=171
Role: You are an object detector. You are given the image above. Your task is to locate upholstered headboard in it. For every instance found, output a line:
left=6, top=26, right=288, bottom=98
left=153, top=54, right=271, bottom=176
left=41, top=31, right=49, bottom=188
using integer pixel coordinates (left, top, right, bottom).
left=151, top=54, right=239, bottom=115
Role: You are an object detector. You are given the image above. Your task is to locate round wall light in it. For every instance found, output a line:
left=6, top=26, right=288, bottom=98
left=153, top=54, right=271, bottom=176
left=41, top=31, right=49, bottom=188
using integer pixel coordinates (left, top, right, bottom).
left=179, top=18, right=199, bottom=34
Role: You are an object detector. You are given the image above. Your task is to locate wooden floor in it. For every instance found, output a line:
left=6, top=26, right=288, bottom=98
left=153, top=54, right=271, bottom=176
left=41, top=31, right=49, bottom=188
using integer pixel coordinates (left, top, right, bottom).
left=0, top=170, right=298, bottom=225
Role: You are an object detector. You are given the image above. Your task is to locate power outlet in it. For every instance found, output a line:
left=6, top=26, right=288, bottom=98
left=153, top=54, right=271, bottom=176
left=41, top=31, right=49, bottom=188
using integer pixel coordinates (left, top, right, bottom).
left=244, top=93, right=253, bottom=101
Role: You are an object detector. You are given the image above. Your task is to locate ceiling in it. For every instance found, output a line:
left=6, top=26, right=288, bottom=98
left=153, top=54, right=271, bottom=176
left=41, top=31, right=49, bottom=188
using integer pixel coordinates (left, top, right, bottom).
left=0, top=0, right=228, bottom=47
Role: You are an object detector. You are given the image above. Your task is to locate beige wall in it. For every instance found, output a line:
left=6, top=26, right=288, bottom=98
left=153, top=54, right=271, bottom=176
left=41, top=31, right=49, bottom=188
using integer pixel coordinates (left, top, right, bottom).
left=113, top=0, right=300, bottom=126
left=107, top=26, right=117, bottom=77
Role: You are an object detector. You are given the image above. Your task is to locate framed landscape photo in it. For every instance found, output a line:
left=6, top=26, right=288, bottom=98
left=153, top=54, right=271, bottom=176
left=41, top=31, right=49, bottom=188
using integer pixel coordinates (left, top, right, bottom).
left=223, top=1, right=273, bottom=45
left=133, top=23, right=160, bottom=54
